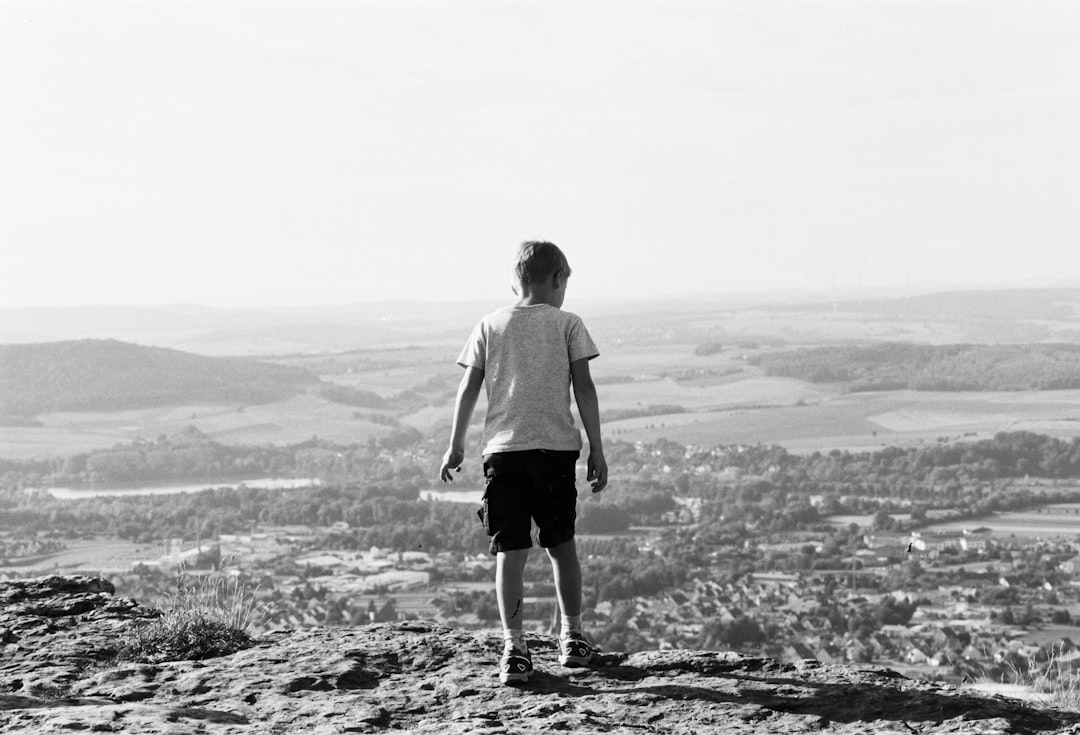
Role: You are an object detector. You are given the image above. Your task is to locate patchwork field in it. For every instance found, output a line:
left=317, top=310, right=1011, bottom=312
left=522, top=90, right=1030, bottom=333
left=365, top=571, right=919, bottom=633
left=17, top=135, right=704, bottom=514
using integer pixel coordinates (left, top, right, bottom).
left=0, top=395, right=395, bottom=459
left=6, top=370, right=1078, bottom=460
left=3, top=293, right=1079, bottom=460
left=923, top=504, right=1080, bottom=541
left=605, top=389, right=1080, bottom=453
left=285, top=344, right=460, bottom=398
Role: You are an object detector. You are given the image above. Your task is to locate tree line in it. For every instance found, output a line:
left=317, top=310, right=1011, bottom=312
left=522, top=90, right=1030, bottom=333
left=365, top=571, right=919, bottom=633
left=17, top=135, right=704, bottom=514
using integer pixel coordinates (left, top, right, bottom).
left=0, top=426, right=423, bottom=486
left=749, top=343, right=1080, bottom=391
left=4, top=431, right=1080, bottom=564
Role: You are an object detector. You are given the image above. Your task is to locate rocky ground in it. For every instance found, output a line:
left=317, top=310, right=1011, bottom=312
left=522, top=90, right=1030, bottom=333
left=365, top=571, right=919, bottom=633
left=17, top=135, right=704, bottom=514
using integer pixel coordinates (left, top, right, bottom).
left=3, top=576, right=1080, bottom=734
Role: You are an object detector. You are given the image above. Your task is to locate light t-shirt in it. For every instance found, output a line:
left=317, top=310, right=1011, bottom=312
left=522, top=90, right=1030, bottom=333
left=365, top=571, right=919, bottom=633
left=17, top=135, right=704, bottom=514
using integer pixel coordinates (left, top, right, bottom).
left=456, top=304, right=599, bottom=455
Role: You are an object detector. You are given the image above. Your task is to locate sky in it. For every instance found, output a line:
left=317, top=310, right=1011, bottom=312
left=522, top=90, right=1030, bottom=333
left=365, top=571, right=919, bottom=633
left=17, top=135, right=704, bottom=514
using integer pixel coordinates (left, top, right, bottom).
left=1, top=0, right=1077, bottom=308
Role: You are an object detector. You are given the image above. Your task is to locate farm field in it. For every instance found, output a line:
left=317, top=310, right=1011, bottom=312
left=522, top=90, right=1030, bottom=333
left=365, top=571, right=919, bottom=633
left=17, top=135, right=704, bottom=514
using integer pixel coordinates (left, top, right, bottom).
left=0, top=538, right=161, bottom=576
left=0, top=394, right=395, bottom=459
left=588, top=342, right=748, bottom=376
left=605, top=389, right=1080, bottom=453
left=279, top=344, right=460, bottom=398
left=323, top=365, right=454, bottom=398
left=4, top=374, right=1080, bottom=460
left=598, top=375, right=830, bottom=410
left=922, top=504, right=1080, bottom=541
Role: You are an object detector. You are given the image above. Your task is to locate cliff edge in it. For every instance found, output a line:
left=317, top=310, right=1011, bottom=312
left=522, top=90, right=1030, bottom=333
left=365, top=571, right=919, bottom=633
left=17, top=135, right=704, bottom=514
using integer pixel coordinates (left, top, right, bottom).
left=2, top=576, right=1078, bottom=734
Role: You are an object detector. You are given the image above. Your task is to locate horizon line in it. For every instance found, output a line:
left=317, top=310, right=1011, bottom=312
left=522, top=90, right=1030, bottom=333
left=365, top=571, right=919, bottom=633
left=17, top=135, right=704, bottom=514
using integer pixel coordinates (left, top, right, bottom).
left=5, top=282, right=1080, bottom=312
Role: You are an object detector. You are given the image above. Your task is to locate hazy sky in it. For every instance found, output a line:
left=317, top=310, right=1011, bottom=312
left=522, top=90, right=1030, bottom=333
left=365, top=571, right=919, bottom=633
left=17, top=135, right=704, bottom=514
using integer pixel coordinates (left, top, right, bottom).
left=2, top=1, right=1077, bottom=308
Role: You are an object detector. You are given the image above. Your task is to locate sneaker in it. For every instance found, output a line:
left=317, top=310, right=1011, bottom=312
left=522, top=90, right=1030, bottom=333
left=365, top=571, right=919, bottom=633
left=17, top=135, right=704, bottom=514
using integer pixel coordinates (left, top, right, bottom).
left=559, top=631, right=592, bottom=668
left=499, top=644, right=533, bottom=685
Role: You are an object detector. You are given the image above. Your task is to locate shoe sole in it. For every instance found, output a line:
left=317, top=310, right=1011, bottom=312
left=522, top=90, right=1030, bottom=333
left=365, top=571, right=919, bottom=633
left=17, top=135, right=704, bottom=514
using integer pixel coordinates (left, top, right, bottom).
left=500, top=670, right=533, bottom=685
left=559, top=654, right=590, bottom=668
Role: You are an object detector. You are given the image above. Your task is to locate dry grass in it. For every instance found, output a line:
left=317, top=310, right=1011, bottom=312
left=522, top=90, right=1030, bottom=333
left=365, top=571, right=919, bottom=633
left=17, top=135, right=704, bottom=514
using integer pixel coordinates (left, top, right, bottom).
left=972, top=645, right=1080, bottom=710
left=1006, top=646, right=1080, bottom=710
left=116, top=559, right=270, bottom=663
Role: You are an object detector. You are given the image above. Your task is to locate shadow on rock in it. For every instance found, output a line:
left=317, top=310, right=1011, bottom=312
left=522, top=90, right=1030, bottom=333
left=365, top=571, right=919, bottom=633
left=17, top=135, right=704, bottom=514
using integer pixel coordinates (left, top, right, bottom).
left=552, top=658, right=1080, bottom=732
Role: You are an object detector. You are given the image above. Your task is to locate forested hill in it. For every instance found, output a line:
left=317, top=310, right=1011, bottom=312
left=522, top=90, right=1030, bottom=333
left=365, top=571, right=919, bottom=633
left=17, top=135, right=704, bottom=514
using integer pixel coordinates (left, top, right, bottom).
left=0, top=339, right=317, bottom=416
left=750, top=342, right=1080, bottom=391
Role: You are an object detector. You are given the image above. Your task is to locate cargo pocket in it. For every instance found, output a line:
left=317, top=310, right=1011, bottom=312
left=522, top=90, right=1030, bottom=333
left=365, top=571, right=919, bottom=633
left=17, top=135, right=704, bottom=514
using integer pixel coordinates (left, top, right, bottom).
left=477, top=459, right=495, bottom=533
left=477, top=486, right=489, bottom=523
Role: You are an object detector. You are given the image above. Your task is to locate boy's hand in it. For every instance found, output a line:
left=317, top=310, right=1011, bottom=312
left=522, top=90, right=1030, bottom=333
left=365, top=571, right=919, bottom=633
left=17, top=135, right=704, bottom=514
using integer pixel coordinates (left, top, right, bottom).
left=439, top=447, right=465, bottom=483
left=587, top=451, right=608, bottom=493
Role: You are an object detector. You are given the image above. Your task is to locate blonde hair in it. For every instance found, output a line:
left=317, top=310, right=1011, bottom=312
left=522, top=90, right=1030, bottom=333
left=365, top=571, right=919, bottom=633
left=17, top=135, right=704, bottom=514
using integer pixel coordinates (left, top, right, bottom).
left=514, top=241, right=571, bottom=286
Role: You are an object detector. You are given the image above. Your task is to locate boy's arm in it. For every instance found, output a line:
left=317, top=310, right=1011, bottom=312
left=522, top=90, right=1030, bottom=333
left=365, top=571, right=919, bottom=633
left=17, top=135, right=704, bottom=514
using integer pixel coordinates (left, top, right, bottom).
left=570, top=357, right=607, bottom=493
left=440, top=366, right=485, bottom=483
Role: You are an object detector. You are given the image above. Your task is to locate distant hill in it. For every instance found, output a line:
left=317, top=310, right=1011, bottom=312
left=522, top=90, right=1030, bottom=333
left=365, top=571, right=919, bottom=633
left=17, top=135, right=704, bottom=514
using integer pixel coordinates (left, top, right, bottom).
left=761, top=288, right=1080, bottom=321
left=0, top=339, right=318, bottom=417
left=750, top=342, right=1080, bottom=391
left=0, top=302, right=500, bottom=355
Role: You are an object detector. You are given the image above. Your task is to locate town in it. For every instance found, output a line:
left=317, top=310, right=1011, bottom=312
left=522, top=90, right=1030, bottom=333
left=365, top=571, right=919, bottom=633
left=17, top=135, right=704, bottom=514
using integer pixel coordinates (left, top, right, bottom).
left=3, top=430, right=1080, bottom=690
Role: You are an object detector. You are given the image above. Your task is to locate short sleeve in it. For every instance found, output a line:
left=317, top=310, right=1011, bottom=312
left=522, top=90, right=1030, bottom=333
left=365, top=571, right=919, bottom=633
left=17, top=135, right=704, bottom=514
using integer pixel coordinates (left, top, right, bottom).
left=456, top=321, right=486, bottom=370
left=567, top=316, right=599, bottom=363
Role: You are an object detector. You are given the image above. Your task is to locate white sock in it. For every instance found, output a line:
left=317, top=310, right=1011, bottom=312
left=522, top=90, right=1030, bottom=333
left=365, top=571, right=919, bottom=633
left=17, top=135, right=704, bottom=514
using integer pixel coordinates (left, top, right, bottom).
left=503, top=628, right=527, bottom=651
left=561, top=614, right=582, bottom=637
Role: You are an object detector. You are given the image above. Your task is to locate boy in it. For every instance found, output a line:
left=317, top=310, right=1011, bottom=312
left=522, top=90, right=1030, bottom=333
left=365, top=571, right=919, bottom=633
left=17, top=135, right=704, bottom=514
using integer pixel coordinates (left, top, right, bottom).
left=439, top=240, right=608, bottom=685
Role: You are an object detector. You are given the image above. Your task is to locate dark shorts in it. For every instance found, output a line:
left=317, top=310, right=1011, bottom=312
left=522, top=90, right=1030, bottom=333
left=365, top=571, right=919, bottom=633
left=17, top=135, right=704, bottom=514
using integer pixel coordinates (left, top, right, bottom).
left=478, top=450, right=579, bottom=554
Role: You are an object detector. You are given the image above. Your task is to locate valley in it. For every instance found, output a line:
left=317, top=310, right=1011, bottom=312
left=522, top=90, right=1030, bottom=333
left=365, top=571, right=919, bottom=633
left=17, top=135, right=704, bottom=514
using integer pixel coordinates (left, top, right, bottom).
left=3, top=288, right=1080, bottom=689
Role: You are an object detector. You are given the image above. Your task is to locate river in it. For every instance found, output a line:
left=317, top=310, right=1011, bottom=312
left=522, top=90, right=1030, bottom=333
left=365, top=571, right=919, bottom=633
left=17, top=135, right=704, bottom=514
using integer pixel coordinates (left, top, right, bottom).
left=419, top=488, right=483, bottom=504
left=36, top=478, right=321, bottom=500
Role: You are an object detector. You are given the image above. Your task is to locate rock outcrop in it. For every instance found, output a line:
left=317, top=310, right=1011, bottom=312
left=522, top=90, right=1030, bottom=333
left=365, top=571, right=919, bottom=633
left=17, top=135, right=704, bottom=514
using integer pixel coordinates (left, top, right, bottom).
left=2, top=576, right=1080, bottom=734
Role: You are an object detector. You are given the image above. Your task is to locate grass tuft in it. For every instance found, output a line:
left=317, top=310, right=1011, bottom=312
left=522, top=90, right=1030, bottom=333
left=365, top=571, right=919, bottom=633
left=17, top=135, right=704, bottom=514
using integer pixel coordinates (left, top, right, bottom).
left=971, top=643, right=1080, bottom=710
left=1005, top=645, right=1080, bottom=710
left=116, top=558, right=270, bottom=663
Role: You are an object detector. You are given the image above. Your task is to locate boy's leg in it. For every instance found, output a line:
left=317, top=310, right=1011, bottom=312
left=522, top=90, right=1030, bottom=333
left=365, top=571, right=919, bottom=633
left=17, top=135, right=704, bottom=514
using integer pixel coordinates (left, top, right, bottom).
left=531, top=451, right=582, bottom=623
left=482, top=454, right=533, bottom=641
left=545, top=538, right=582, bottom=619
left=546, top=538, right=592, bottom=667
left=528, top=450, right=591, bottom=666
left=496, top=548, right=532, bottom=684
left=496, top=548, right=530, bottom=639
